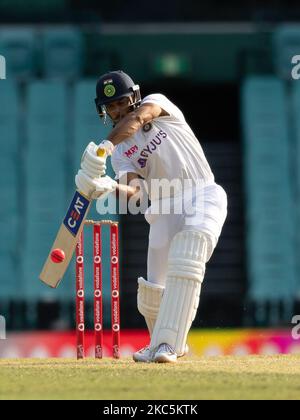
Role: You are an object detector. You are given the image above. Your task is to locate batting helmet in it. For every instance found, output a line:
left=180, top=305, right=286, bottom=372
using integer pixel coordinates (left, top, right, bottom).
left=95, top=70, right=141, bottom=122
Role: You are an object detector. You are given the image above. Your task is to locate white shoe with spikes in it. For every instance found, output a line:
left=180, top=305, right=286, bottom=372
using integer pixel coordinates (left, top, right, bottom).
left=133, top=346, right=154, bottom=363
left=153, top=343, right=178, bottom=363
left=133, top=343, right=189, bottom=363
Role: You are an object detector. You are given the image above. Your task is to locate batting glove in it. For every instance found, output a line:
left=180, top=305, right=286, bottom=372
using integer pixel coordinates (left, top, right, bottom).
left=81, top=142, right=107, bottom=178
left=98, top=139, right=115, bottom=156
left=75, top=170, right=117, bottom=200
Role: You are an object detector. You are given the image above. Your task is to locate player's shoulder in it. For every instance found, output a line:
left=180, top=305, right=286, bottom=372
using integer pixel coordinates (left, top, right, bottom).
left=142, top=93, right=184, bottom=122
left=141, top=93, right=171, bottom=106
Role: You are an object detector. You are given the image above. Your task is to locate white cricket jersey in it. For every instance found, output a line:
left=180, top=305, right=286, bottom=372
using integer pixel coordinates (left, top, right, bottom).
left=111, top=94, right=215, bottom=200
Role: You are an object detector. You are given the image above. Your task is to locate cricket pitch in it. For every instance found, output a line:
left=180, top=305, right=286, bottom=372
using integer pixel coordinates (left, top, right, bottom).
left=0, top=355, right=299, bottom=400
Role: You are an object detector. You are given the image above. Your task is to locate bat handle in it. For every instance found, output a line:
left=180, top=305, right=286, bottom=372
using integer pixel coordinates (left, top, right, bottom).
left=97, top=147, right=106, bottom=158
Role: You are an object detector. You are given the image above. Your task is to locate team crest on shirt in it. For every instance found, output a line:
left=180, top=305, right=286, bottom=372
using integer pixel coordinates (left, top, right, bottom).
left=143, top=123, right=153, bottom=133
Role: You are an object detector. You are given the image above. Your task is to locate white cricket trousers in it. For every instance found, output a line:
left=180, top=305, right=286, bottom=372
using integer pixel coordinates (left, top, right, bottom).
left=146, top=183, right=228, bottom=287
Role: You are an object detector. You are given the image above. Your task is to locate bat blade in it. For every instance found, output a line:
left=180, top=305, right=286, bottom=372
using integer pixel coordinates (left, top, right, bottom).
left=39, top=190, right=92, bottom=288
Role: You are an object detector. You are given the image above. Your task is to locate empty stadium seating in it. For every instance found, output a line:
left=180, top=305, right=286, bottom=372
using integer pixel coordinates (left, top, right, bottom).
left=242, top=76, right=297, bottom=324
left=42, top=28, right=83, bottom=80
left=0, top=81, right=20, bottom=301
left=0, top=28, right=36, bottom=79
left=273, top=25, right=300, bottom=80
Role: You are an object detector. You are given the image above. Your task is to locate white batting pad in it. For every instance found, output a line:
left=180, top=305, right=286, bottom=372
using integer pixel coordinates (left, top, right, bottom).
left=137, top=277, right=165, bottom=336
left=150, top=231, right=208, bottom=356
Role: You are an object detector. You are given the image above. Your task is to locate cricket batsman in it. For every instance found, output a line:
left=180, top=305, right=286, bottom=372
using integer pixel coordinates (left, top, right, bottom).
left=75, top=70, right=228, bottom=363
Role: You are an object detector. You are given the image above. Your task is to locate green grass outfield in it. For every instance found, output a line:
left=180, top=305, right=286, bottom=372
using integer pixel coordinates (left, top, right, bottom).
left=0, top=355, right=300, bottom=400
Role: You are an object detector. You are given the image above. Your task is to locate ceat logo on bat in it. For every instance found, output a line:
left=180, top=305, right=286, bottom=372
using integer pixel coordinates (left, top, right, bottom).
left=63, top=191, right=90, bottom=236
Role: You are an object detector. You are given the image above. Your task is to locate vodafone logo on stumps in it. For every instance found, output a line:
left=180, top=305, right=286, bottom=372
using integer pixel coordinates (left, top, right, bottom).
left=94, top=290, right=102, bottom=298
left=112, top=323, right=120, bottom=332
left=111, top=256, right=118, bottom=264
left=78, top=323, right=85, bottom=332
left=95, top=323, right=102, bottom=332
left=77, top=290, right=84, bottom=298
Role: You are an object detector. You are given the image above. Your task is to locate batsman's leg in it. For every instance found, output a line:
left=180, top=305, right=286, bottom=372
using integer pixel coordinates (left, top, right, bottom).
left=133, top=278, right=164, bottom=362
left=150, top=230, right=210, bottom=363
left=137, top=277, right=165, bottom=336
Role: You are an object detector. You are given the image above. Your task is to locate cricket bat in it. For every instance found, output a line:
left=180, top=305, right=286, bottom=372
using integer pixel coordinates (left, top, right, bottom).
left=39, top=147, right=106, bottom=288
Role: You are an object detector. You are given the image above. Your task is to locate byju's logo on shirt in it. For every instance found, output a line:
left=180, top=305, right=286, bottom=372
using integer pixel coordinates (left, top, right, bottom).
left=138, top=130, right=167, bottom=169
left=124, top=145, right=139, bottom=158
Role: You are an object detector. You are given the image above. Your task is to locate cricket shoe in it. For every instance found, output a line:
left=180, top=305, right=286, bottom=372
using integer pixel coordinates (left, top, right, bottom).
left=132, top=346, right=154, bottom=363
left=133, top=343, right=189, bottom=363
left=153, top=343, right=177, bottom=363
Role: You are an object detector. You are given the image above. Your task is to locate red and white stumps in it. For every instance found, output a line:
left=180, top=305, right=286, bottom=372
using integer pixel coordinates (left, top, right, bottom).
left=93, top=224, right=103, bottom=359
left=76, top=231, right=85, bottom=360
left=75, top=220, right=120, bottom=360
left=110, top=223, right=121, bottom=359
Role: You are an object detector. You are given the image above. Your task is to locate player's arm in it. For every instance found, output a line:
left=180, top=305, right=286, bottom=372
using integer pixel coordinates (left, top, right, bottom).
left=107, top=103, right=169, bottom=146
left=116, top=172, right=142, bottom=200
